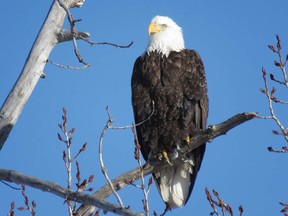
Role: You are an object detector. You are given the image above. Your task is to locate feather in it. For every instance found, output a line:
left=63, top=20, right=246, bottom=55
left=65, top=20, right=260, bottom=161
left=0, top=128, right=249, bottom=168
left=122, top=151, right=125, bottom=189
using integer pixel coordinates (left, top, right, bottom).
left=154, top=160, right=193, bottom=208
left=131, top=15, right=208, bottom=209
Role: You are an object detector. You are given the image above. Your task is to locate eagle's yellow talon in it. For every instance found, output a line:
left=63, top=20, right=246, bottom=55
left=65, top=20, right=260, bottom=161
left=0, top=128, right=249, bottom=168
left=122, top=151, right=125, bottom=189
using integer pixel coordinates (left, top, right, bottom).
left=162, top=151, right=173, bottom=166
left=186, top=135, right=190, bottom=144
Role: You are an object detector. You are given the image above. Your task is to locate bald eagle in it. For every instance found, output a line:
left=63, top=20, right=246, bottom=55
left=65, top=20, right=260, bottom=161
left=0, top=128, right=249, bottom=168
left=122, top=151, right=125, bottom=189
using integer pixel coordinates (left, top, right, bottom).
left=131, top=16, right=208, bottom=209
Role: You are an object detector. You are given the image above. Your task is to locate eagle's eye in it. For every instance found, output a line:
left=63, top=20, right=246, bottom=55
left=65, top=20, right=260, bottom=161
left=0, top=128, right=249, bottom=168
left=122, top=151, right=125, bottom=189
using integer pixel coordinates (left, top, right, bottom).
left=161, top=24, right=168, bottom=28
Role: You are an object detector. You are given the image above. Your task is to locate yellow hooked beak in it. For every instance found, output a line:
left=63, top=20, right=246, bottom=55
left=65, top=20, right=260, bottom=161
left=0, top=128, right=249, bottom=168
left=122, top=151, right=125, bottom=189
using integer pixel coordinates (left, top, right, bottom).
left=148, top=22, right=161, bottom=35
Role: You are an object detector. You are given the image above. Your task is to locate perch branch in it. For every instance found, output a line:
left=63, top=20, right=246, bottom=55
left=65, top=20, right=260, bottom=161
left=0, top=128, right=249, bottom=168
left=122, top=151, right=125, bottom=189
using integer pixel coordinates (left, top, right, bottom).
left=0, top=169, right=140, bottom=216
left=75, top=112, right=257, bottom=216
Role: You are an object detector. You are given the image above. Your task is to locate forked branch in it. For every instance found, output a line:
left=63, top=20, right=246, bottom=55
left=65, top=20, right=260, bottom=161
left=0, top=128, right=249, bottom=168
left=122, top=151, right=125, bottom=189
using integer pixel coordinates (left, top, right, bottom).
left=259, top=35, right=288, bottom=151
left=205, top=188, right=243, bottom=216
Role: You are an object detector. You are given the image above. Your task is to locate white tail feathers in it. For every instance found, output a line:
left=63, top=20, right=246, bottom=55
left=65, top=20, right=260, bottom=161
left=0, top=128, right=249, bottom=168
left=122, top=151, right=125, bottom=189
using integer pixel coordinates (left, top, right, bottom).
left=155, top=161, right=193, bottom=208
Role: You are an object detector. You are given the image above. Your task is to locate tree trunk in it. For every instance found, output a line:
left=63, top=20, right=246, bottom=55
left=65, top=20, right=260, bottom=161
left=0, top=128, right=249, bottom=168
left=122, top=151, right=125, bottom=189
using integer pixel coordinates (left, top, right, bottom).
left=0, top=0, right=77, bottom=150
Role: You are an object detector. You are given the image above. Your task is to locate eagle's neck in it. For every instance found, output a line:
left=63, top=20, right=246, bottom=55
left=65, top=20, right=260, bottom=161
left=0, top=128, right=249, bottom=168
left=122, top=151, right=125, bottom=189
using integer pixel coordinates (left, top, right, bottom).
left=146, top=32, right=185, bottom=57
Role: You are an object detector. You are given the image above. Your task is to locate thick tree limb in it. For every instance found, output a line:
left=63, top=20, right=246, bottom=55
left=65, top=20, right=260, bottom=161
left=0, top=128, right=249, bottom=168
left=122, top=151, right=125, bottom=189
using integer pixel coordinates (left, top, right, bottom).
left=75, top=112, right=257, bottom=216
left=0, top=112, right=256, bottom=215
left=0, top=169, right=141, bottom=216
left=0, top=0, right=82, bottom=150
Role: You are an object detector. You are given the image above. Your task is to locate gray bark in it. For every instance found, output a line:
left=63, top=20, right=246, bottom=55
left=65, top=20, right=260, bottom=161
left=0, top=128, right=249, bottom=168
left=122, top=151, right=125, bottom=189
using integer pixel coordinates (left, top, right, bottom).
left=0, top=0, right=82, bottom=149
left=0, top=169, right=141, bottom=216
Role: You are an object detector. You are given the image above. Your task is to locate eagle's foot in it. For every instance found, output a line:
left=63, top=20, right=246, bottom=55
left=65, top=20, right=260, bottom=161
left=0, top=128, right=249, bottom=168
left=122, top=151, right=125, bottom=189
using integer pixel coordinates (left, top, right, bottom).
left=162, top=151, right=173, bottom=166
left=168, top=147, right=179, bottom=160
left=185, top=135, right=190, bottom=144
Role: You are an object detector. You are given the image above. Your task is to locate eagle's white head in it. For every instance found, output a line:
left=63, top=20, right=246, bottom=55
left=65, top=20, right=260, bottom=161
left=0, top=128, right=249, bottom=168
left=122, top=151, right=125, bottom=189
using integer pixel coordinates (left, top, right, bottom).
left=146, top=16, right=185, bottom=57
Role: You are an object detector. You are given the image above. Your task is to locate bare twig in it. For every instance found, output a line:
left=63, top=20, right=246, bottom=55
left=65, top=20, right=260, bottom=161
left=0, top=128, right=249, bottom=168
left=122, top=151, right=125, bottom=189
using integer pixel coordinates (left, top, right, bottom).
left=72, top=143, right=87, bottom=161
left=75, top=160, right=94, bottom=194
left=259, top=35, right=288, bottom=150
left=205, top=188, right=220, bottom=216
left=74, top=161, right=94, bottom=211
left=49, top=60, right=90, bottom=70
left=99, top=106, right=125, bottom=208
left=271, top=35, right=288, bottom=87
left=279, top=201, right=288, bottom=215
left=7, top=201, right=15, bottom=216
left=205, top=188, right=243, bottom=216
left=97, top=106, right=155, bottom=215
left=1, top=180, right=21, bottom=190
left=57, top=0, right=90, bottom=67
left=258, top=67, right=287, bottom=141
left=267, top=146, right=288, bottom=153
left=50, top=38, right=133, bottom=70
left=18, top=185, right=36, bottom=216
left=57, top=108, right=91, bottom=215
left=107, top=100, right=155, bottom=130
left=80, top=37, right=133, bottom=48
left=132, top=123, right=150, bottom=216
left=57, top=108, right=74, bottom=215
left=97, top=103, right=155, bottom=214
left=53, top=1, right=133, bottom=70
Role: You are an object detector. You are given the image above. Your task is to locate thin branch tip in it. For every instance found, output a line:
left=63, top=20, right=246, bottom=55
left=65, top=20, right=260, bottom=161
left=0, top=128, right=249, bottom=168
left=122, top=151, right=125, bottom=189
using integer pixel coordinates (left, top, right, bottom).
left=81, top=38, right=133, bottom=49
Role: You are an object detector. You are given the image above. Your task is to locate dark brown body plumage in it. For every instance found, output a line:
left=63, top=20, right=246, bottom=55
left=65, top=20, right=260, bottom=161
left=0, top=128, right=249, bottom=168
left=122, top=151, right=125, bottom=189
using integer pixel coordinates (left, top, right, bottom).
left=131, top=49, right=208, bottom=207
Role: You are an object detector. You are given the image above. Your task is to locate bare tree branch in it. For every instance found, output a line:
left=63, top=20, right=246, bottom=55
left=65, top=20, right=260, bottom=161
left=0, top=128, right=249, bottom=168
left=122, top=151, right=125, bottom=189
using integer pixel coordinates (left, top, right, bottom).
left=259, top=35, right=288, bottom=151
left=132, top=123, right=152, bottom=216
left=18, top=185, right=37, bottom=216
left=0, top=169, right=141, bottom=216
left=57, top=0, right=90, bottom=67
left=81, top=37, right=134, bottom=49
left=259, top=67, right=288, bottom=141
left=0, top=112, right=256, bottom=215
left=205, top=188, right=243, bottom=216
left=98, top=106, right=125, bottom=208
left=0, top=0, right=82, bottom=150
left=57, top=29, right=90, bottom=43
left=7, top=201, right=15, bottom=216
left=279, top=201, right=288, bottom=215
left=75, top=112, right=256, bottom=216
left=0, top=1, right=135, bottom=149
left=49, top=60, right=90, bottom=70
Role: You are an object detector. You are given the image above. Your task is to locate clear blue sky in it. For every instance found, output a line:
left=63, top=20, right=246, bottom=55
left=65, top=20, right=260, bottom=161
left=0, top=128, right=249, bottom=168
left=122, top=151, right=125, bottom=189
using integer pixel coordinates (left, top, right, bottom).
left=1, top=0, right=288, bottom=215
